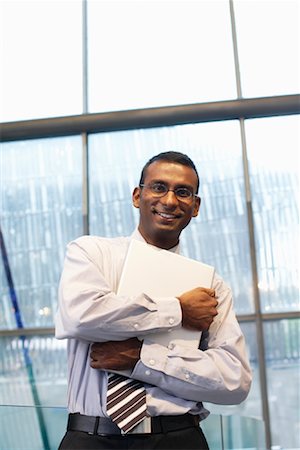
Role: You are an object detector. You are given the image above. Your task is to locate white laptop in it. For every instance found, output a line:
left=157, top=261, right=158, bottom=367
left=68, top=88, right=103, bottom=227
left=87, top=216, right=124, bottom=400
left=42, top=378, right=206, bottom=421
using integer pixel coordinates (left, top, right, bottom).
left=117, top=239, right=215, bottom=349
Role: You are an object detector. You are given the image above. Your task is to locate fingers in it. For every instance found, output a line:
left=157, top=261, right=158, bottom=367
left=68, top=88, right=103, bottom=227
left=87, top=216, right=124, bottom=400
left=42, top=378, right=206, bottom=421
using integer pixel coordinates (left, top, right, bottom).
left=209, top=297, right=219, bottom=314
left=90, top=359, right=99, bottom=369
left=89, top=339, right=141, bottom=371
left=197, top=287, right=216, bottom=297
left=178, top=287, right=216, bottom=302
left=179, top=286, right=219, bottom=331
left=90, top=349, right=100, bottom=361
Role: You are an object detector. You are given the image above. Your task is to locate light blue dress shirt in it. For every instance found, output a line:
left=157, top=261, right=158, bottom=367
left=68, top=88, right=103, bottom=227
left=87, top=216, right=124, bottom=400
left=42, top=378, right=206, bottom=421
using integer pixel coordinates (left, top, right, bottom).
left=55, top=229, right=252, bottom=420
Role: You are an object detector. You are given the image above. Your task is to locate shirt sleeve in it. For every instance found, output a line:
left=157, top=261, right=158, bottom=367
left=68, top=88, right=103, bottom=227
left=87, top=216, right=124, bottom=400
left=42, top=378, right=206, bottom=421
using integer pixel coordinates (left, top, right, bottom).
left=55, top=238, right=182, bottom=342
left=131, top=275, right=252, bottom=405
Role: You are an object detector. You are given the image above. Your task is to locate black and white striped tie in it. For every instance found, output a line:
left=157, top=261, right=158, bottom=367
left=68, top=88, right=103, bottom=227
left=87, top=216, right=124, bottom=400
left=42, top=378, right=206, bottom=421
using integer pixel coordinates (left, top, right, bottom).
left=106, top=373, right=147, bottom=433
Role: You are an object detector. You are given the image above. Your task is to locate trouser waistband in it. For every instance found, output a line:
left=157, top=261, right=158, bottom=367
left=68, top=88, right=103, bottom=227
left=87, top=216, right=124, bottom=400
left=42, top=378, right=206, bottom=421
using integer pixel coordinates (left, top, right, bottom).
left=67, top=412, right=200, bottom=435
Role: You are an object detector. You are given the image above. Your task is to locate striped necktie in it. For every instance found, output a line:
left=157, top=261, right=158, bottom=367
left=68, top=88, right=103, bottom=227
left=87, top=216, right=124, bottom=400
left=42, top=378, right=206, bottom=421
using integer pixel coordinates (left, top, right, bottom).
left=106, top=373, right=147, bottom=433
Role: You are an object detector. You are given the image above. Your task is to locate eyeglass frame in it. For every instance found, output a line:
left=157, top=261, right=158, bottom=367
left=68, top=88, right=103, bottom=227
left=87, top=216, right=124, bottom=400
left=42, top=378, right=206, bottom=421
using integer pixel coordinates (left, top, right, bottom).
left=139, top=182, right=199, bottom=202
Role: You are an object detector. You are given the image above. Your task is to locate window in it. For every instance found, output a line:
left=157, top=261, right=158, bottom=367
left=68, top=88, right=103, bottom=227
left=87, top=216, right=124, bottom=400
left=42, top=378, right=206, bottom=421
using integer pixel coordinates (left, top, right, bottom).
left=1, top=137, right=83, bottom=328
left=87, top=0, right=237, bottom=112
left=0, top=1, right=83, bottom=122
left=1, top=1, right=299, bottom=448
left=234, top=0, right=300, bottom=97
left=264, top=319, right=300, bottom=448
left=246, top=115, right=299, bottom=313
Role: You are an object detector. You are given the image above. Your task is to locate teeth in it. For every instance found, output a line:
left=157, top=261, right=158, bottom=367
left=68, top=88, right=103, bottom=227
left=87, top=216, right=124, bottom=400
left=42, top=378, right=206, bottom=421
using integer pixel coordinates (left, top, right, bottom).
left=158, top=212, right=176, bottom=219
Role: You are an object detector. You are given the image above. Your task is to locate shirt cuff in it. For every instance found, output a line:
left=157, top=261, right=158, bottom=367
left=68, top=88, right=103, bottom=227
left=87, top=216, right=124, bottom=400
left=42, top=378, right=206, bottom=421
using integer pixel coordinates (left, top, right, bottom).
left=132, top=340, right=170, bottom=381
left=150, top=295, right=182, bottom=330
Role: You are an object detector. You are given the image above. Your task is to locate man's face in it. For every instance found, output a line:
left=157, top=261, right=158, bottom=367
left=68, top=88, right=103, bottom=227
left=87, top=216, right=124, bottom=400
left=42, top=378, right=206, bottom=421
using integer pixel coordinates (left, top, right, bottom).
left=132, top=160, right=200, bottom=249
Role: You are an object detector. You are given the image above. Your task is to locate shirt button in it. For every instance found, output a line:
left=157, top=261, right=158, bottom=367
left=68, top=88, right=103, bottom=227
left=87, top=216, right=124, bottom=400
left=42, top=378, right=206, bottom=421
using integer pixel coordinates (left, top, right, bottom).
left=168, top=343, right=174, bottom=350
left=169, top=318, right=175, bottom=325
left=145, top=370, right=151, bottom=376
left=134, top=323, right=139, bottom=329
left=149, top=359, right=155, bottom=366
left=185, top=373, right=190, bottom=380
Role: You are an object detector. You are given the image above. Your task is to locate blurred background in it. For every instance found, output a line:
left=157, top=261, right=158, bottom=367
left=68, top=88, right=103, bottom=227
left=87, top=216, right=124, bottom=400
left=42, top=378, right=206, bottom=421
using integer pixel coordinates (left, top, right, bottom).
left=0, top=0, right=299, bottom=449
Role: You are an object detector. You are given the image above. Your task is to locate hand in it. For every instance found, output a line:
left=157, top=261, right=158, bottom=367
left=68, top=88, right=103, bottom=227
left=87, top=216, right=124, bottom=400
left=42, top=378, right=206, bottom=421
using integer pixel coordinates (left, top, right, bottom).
left=178, top=287, right=218, bottom=331
left=90, top=338, right=142, bottom=371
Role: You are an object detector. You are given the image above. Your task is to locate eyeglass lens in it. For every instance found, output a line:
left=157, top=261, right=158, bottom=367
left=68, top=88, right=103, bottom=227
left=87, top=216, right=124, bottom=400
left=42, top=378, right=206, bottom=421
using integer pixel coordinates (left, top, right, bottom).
left=142, top=182, right=194, bottom=199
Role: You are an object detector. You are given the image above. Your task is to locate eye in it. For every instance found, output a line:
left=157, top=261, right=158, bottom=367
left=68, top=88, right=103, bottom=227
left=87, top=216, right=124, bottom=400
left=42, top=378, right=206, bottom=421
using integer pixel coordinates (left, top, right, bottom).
left=175, top=187, right=192, bottom=198
left=151, top=183, right=167, bottom=193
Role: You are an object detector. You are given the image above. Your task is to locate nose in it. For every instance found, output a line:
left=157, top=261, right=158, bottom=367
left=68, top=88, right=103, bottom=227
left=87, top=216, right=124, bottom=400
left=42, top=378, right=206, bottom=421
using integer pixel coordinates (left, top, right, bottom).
left=160, top=189, right=179, bottom=206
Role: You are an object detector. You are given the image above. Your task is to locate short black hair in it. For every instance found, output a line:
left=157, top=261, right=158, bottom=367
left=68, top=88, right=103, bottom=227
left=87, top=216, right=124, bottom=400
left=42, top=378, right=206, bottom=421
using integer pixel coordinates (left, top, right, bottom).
left=139, top=151, right=200, bottom=193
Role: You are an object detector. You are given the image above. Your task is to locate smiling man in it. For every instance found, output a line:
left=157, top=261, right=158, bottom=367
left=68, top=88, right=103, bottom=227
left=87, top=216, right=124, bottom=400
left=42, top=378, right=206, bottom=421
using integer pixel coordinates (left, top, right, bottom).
left=56, top=151, right=252, bottom=450
left=133, top=157, right=200, bottom=249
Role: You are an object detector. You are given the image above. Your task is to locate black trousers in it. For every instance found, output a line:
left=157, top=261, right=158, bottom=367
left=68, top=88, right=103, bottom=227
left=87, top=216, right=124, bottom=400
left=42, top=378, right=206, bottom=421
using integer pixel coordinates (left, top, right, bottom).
left=58, top=426, right=209, bottom=450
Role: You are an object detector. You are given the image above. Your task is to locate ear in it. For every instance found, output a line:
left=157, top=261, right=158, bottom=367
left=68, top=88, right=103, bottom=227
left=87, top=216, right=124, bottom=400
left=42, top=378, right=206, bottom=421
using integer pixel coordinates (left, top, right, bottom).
left=192, top=196, right=201, bottom=217
left=132, top=187, right=141, bottom=209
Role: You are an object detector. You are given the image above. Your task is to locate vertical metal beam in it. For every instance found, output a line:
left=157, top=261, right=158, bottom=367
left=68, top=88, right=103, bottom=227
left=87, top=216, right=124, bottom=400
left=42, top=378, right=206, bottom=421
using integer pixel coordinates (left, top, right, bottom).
left=220, top=415, right=225, bottom=450
left=82, top=131, right=89, bottom=235
left=240, top=119, right=272, bottom=449
left=82, top=0, right=89, bottom=235
left=229, top=0, right=242, bottom=99
left=229, top=1, right=272, bottom=449
left=82, top=0, right=88, bottom=114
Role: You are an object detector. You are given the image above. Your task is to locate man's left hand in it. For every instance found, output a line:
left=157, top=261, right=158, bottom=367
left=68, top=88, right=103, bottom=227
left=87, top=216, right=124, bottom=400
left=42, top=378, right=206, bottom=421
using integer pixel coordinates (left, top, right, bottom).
left=90, top=338, right=142, bottom=370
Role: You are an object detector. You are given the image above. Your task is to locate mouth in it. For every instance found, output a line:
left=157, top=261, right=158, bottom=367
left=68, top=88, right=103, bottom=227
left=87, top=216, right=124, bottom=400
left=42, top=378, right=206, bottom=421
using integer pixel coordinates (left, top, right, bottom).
left=152, top=208, right=182, bottom=221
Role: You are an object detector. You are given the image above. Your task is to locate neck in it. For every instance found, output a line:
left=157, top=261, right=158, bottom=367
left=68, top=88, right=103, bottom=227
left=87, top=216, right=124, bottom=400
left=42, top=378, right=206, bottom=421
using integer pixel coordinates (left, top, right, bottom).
left=138, top=226, right=179, bottom=250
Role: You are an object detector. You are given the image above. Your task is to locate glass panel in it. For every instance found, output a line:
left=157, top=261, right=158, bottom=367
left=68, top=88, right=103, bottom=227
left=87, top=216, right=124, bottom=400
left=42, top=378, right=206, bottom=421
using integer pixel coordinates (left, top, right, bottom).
left=202, top=413, right=265, bottom=450
left=245, top=115, right=299, bottom=313
left=206, top=322, right=263, bottom=425
left=234, top=0, right=300, bottom=97
left=0, top=405, right=68, bottom=450
left=0, top=1, right=82, bottom=122
left=0, top=137, right=83, bottom=328
left=87, top=0, right=237, bottom=113
left=0, top=331, right=264, bottom=449
left=264, top=319, right=300, bottom=449
left=89, top=121, right=253, bottom=314
left=220, top=414, right=265, bottom=449
left=0, top=335, right=67, bottom=407
left=0, top=404, right=264, bottom=450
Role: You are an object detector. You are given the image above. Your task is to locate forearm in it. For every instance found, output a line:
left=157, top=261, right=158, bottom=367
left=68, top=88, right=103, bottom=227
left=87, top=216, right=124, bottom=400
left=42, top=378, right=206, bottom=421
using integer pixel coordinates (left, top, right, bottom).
left=132, top=282, right=252, bottom=405
left=57, top=290, right=182, bottom=342
left=55, top=239, right=182, bottom=342
left=132, top=333, right=251, bottom=404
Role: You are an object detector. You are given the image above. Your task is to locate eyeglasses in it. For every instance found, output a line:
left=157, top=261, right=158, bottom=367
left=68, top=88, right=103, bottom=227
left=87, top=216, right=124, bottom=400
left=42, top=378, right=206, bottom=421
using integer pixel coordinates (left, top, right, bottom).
left=139, top=182, right=196, bottom=201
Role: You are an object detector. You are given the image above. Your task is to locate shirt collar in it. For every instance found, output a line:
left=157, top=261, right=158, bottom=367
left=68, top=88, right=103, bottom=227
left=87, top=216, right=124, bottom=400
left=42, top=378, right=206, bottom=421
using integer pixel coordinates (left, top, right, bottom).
left=130, top=227, right=180, bottom=254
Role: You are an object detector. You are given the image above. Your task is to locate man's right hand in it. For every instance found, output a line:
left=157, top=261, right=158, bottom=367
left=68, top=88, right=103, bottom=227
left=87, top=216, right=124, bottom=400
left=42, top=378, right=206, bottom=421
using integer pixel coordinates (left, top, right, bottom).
left=177, top=287, right=218, bottom=331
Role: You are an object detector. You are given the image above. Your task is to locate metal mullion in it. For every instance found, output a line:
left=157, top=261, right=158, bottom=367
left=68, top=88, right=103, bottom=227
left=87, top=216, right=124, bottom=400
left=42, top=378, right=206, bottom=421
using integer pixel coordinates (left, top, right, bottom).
left=237, top=311, right=300, bottom=323
left=229, top=0, right=242, bottom=99
left=81, top=0, right=89, bottom=236
left=0, top=328, right=55, bottom=337
left=82, top=0, right=88, bottom=114
left=241, top=126, right=272, bottom=450
left=230, top=1, right=271, bottom=448
left=81, top=0, right=89, bottom=234
left=2, top=310, right=300, bottom=337
left=260, top=311, right=300, bottom=321
left=1, top=95, right=299, bottom=142
left=82, top=132, right=89, bottom=235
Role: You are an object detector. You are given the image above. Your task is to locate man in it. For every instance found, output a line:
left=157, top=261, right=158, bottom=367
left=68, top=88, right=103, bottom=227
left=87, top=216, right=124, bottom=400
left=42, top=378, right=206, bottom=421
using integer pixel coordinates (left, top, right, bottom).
left=56, top=151, right=252, bottom=449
